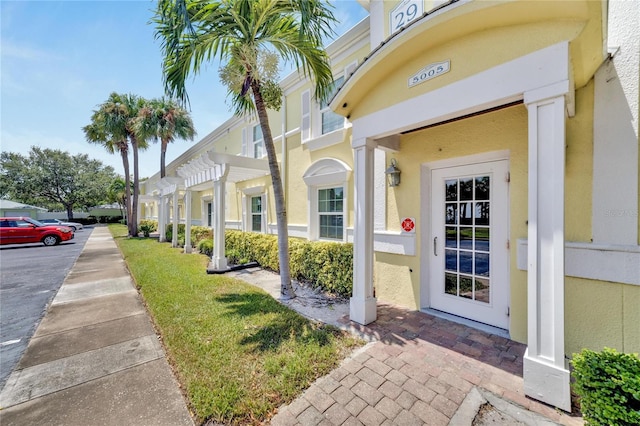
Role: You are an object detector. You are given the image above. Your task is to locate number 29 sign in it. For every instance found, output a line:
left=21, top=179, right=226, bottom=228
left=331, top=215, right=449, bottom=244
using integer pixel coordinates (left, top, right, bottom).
left=390, top=0, right=423, bottom=34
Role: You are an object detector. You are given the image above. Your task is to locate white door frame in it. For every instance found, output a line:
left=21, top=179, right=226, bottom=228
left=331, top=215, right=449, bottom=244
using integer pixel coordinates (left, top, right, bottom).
left=422, top=151, right=510, bottom=330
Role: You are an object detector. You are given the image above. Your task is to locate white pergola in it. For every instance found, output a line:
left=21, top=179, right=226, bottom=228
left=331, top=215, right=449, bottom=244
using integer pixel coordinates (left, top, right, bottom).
left=176, top=151, right=270, bottom=269
left=155, top=177, right=185, bottom=247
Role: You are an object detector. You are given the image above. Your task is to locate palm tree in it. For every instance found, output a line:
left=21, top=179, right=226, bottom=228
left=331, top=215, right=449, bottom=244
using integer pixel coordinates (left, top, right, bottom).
left=155, top=0, right=337, bottom=299
left=83, top=94, right=133, bottom=232
left=119, top=93, right=150, bottom=237
left=135, top=97, right=196, bottom=178
left=83, top=92, right=150, bottom=237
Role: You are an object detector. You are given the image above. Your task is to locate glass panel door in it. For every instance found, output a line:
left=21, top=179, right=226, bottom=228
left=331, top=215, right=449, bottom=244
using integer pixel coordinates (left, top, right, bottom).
left=429, top=159, right=509, bottom=330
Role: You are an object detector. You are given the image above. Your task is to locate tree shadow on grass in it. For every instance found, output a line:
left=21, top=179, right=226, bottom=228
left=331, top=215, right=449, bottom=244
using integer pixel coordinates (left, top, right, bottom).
left=216, top=292, right=334, bottom=352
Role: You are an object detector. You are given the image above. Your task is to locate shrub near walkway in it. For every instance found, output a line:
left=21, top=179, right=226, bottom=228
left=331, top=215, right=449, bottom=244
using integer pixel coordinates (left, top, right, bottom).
left=109, top=225, right=363, bottom=425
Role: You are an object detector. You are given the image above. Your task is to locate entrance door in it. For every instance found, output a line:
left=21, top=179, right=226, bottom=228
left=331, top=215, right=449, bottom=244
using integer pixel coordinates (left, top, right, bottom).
left=429, top=160, right=509, bottom=329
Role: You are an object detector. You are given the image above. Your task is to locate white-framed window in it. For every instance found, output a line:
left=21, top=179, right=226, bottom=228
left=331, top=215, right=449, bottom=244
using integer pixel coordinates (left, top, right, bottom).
left=241, top=124, right=265, bottom=159
left=242, top=186, right=266, bottom=233
left=303, top=158, right=351, bottom=242
left=250, top=195, right=263, bottom=232
left=252, top=124, right=264, bottom=159
left=320, top=76, right=345, bottom=135
left=207, top=202, right=213, bottom=227
left=318, top=186, right=344, bottom=240
left=301, top=61, right=357, bottom=148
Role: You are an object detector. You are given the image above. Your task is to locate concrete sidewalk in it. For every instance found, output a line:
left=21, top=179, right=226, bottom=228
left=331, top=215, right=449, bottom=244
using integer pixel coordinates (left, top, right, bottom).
left=0, top=226, right=193, bottom=426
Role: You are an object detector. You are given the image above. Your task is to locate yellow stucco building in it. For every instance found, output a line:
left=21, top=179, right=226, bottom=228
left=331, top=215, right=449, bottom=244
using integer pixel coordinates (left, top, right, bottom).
left=140, top=0, right=639, bottom=411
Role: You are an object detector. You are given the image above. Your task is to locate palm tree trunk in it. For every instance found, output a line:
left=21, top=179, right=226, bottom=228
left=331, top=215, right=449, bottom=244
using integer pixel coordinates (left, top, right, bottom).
left=131, top=137, right=140, bottom=237
left=252, top=81, right=295, bottom=299
left=160, top=140, right=167, bottom=178
left=120, top=146, right=133, bottom=229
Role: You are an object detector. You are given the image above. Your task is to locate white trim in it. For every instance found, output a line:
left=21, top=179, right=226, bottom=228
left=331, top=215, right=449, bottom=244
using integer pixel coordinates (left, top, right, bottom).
left=374, top=231, right=416, bottom=256
left=242, top=185, right=265, bottom=196
left=374, top=149, right=386, bottom=231
left=303, top=128, right=347, bottom=152
left=226, top=220, right=242, bottom=230
left=424, top=150, right=510, bottom=171
left=301, top=89, right=311, bottom=143
left=302, top=158, right=352, bottom=186
left=517, top=239, right=640, bottom=286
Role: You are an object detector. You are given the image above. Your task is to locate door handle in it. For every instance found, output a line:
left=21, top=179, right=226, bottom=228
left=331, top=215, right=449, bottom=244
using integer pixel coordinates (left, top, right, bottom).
left=434, top=236, right=438, bottom=256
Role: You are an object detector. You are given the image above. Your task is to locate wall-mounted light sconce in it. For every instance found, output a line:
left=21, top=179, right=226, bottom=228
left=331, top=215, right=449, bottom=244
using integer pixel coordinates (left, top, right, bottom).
left=385, top=158, right=401, bottom=187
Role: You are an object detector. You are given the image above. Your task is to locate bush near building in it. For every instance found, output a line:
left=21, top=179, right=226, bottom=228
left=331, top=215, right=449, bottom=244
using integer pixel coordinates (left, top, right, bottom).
left=225, top=230, right=353, bottom=298
left=160, top=227, right=353, bottom=297
left=572, top=347, right=640, bottom=425
left=164, top=223, right=212, bottom=247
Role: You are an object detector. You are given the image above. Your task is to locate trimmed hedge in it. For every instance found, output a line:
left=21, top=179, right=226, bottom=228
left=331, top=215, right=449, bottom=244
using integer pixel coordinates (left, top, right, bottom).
left=225, top=230, right=353, bottom=297
left=139, top=219, right=158, bottom=232
left=572, top=347, right=640, bottom=425
left=197, top=239, right=213, bottom=257
left=165, top=224, right=213, bottom=248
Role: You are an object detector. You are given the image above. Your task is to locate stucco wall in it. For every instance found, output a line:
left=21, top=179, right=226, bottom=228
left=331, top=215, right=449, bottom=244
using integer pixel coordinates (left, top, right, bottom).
left=566, top=277, right=640, bottom=355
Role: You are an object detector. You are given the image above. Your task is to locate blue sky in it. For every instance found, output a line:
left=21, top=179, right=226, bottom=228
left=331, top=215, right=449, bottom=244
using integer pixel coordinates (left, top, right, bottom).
left=1, top=0, right=368, bottom=178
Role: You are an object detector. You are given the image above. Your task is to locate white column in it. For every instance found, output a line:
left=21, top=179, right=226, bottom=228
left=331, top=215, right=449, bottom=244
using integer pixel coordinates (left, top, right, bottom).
left=158, top=196, right=167, bottom=243
left=212, top=164, right=229, bottom=270
left=171, top=191, right=179, bottom=248
left=350, top=137, right=377, bottom=325
left=523, top=84, right=571, bottom=412
left=184, top=190, right=192, bottom=253
left=136, top=199, right=142, bottom=229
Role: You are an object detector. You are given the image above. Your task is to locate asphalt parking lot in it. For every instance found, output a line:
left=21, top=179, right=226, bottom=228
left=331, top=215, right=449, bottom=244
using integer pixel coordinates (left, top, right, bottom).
left=0, top=226, right=92, bottom=388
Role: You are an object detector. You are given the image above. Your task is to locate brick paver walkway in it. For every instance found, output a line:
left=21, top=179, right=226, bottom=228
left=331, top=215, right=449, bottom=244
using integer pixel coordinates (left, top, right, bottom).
left=271, top=303, right=583, bottom=426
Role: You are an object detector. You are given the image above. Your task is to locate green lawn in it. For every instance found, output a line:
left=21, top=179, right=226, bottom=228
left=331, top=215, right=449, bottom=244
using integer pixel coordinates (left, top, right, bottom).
left=109, top=225, right=362, bottom=425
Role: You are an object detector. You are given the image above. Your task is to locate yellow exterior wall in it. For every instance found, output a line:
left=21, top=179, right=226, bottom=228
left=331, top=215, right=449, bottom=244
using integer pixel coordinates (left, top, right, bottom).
left=566, top=277, right=640, bottom=355
left=565, top=81, right=594, bottom=242
left=352, top=21, right=585, bottom=120
left=284, top=130, right=355, bottom=228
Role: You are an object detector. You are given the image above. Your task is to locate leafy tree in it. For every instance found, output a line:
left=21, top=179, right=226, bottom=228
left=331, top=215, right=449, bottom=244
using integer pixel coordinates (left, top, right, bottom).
left=135, top=97, right=196, bottom=178
left=155, top=0, right=337, bottom=299
left=0, top=148, right=117, bottom=219
left=84, top=92, right=150, bottom=237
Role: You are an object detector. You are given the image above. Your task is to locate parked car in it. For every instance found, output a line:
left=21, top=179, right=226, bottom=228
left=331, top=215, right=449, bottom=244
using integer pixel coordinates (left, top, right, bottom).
left=39, top=218, right=84, bottom=231
left=0, top=217, right=74, bottom=246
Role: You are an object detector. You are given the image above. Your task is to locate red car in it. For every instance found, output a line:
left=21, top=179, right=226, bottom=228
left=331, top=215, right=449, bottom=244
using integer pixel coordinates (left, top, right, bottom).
left=0, top=217, right=74, bottom=246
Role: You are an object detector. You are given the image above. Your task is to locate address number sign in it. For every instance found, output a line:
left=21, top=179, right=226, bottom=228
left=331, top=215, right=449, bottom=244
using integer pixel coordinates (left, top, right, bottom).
left=390, top=0, right=423, bottom=34
left=408, top=60, right=450, bottom=88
